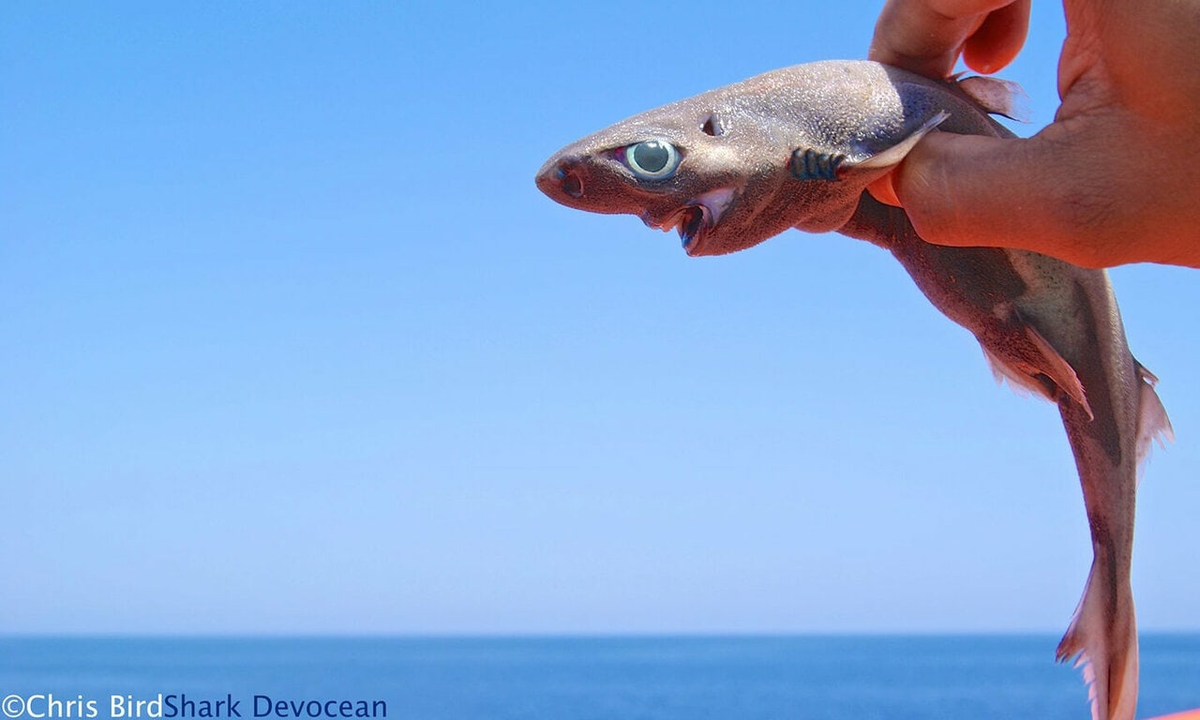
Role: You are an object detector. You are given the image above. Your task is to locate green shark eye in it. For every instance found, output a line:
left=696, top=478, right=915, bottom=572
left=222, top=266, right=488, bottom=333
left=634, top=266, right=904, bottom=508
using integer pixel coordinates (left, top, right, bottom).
left=624, top=139, right=680, bottom=179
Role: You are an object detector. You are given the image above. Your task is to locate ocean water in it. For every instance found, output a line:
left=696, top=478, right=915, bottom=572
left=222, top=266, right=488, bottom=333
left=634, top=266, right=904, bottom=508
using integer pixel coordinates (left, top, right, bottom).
left=1, top=636, right=1197, bottom=720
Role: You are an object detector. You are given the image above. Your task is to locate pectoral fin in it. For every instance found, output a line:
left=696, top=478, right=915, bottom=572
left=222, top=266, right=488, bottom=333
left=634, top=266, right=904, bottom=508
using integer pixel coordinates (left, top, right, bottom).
left=791, top=111, right=949, bottom=184
left=852, top=111, right=949, bottom=171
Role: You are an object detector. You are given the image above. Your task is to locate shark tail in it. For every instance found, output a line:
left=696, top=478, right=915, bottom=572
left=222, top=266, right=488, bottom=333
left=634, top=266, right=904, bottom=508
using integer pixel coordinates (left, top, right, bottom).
left=1056, top=560, right=1139, bottom=720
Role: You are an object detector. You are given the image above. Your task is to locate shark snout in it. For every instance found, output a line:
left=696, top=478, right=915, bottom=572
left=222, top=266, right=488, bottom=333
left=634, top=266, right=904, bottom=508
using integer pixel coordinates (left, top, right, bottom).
left=535, top=154, right=639, bottom=215
left=535, top=157, right=587, bottom=206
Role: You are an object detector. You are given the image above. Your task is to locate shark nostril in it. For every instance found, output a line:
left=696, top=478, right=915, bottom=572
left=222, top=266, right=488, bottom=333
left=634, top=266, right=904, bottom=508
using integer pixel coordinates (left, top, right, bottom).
left=558, top=166, right=583, bottom=198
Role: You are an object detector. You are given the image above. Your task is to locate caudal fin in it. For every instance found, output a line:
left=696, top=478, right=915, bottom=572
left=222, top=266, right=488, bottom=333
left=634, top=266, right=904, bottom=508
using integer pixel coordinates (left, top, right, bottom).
left=1056, top=561, right=1139, bottom=720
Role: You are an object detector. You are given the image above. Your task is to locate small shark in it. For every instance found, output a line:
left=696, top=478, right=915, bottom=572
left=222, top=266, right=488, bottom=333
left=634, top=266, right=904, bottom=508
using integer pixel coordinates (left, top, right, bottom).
left=536, top=60, right=1173, bottom=720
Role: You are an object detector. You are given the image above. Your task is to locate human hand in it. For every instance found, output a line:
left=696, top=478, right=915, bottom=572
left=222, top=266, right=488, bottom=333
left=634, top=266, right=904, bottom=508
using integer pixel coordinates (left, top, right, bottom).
left=868, top=0, right=1200, bottom=268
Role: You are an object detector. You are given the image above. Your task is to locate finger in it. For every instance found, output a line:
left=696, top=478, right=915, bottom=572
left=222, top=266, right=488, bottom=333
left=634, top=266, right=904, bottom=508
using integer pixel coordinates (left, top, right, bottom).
left=962, top=0, right=1030, bottom=73
left=867, top=174, right=903, bottom=207
left=869, top=0, right=1023, bottom=77
left=890, top=131, right=1116, bottom=267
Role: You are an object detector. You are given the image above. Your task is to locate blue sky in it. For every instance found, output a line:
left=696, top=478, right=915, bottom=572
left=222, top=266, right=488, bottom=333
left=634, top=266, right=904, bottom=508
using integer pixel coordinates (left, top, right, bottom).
left=2, top=1, right=1197, bottom=635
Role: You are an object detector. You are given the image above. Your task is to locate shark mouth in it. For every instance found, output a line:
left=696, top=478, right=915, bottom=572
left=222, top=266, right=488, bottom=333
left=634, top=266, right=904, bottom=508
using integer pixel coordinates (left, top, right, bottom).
left=644, top=187, right=736, bottom=254
left=667, top=206, right=707, bottom=249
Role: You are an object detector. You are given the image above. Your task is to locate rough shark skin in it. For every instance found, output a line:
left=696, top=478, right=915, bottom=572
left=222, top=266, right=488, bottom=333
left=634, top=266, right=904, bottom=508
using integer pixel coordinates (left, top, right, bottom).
left=536, top=60, right=1173, bottom=720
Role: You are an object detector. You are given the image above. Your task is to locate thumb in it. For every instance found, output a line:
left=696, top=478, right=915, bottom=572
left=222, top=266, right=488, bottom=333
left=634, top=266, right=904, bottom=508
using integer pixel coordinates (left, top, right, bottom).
left=884, top=130, right=1109, bottom=266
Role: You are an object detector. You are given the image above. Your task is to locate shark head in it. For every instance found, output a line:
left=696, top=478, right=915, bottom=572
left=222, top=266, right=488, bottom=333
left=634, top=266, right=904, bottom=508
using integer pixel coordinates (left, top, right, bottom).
left=536, top=61, right=949, bottom=257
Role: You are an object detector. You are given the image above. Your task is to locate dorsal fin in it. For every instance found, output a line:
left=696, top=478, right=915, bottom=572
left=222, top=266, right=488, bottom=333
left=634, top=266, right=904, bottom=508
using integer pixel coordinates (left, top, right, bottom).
left=1133, top=362, right=1174, bottom=483
left=956, top=76, right=1031, bottom=122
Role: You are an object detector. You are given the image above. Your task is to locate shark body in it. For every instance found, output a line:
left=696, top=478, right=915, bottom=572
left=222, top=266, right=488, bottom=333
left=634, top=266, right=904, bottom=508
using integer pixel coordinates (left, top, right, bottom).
left=535, top=60, right=1172, bottom=720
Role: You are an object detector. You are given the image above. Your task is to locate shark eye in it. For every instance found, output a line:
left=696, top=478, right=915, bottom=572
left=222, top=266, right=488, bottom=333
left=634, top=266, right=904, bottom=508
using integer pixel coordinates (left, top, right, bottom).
left=624, top=139, right=680, bottom=180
